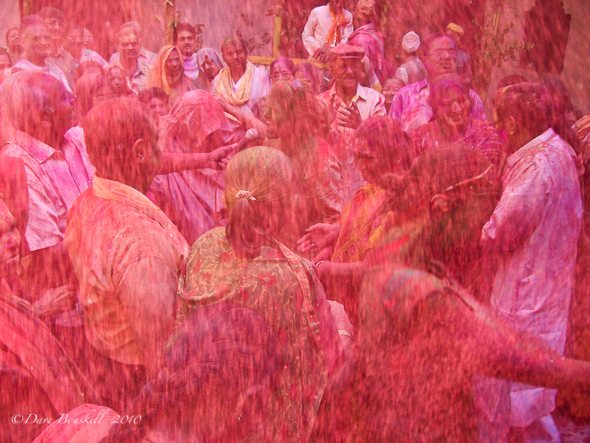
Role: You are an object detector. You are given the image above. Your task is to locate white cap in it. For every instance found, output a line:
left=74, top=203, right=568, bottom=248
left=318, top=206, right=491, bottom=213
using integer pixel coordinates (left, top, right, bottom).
left=402, top=31, right=420, bottom=53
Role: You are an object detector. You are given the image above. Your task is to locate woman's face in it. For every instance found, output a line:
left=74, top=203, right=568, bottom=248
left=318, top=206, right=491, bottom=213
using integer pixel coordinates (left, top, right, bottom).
left=434, top=86, right=471, bottom=132
left=107, top=68, right=126, bottom=94
left=270, top=61, right=293, bottom=84
left=354, top=137, right=407, bottom=187
left=165, top=49, right=183, bottom=84
left=201, top=56, right=219, bottom=80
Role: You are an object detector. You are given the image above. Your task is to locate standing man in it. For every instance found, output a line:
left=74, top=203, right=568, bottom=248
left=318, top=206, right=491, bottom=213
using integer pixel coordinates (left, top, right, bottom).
left=302, top=0, right=354, bottom=62
left=213, top=35, right=270, bottom=112
left=109, top=22, right=155, bottom=93
left=13, top=16, right=72, bottom=93
left=318, top=45, right=386, bottom=200
left=174, top=23, right=199, bottom=81
left=348, top=0, right=385, bottom=82
left=389, top=33, right=485, bottom=134
left=482, top=82, right=583, bottom=442
left=395, top=31, right=427, bottom=86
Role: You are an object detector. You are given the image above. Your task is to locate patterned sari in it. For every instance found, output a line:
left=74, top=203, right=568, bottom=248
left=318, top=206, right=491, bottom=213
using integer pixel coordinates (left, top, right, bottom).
left=179, top=227, right=335, bottom=441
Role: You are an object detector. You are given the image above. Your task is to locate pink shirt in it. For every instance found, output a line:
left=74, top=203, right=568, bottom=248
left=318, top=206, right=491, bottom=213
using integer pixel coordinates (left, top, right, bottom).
left=1, top=129, right=93, bottom=251
left=389, top=79, right=486, bottom=134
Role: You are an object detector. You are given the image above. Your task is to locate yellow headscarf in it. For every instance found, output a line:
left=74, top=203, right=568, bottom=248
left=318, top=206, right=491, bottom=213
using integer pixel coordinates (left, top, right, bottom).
left=214, top=61, right=256, bottom=106
left=148, top=44, right=182, bottom=95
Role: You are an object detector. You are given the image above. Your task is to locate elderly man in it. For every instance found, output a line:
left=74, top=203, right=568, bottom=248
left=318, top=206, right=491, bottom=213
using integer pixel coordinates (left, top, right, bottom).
left=37, top=6, right=77, bottom=84
left=302, top=0, right=353, bottom=62
left=348, top=0, right=385, bottom=82
left=63, top=27, right=108, bottom=68
left=0, top=71, right=92, bottom=293
left=174, top=22, right=200, bottom=80
left=109, top=22, right=155, bottom=93
left=389, top=33, right=485, bottom=134
left=481, top=82, right=583, bottom=442
left=318, top=44, right=386, bottom=200
left=65, top=98, right=188, bottom=409
left=395, top=31, right=427, bottom=86
left=12, top=16, right=72, bottom=92
left=212, top=35, right=270, bottom=112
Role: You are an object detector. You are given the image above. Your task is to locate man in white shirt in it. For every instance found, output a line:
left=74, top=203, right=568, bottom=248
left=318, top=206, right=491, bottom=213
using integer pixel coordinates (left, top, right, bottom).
left=302, top=0, right=353, bottom=62
left=212, top=36, right=269, bottom=112
left=109, top=22, right=156, bottom=93
left=13, top=16, right=73, bottom=93
left=174, top=23, right=200, bottom=81
left=318, top=44, right=386, bottom=200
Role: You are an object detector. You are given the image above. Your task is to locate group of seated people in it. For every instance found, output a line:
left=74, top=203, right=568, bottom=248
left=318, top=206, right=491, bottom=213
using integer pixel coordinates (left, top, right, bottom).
left=1, top=1, right=590, bottom=442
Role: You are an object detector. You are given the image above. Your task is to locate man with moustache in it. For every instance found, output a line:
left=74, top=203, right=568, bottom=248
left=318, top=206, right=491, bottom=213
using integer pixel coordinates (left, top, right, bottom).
left=174, top=23, right=200, bottom=81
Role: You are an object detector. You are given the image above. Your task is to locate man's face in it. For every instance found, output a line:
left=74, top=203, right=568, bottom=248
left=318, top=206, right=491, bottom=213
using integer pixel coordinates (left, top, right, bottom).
left=177, top=31, right=196, bottom=57
left=22, top=24, right=52, bottom=62
left=333, top=58, right=362, bottom=90
left=165, top=49, right=183, bottom=81
left=424, top=36, right=457, bottom=79
left=118, top=33, right=140, bottom=62
left=201, top=56, right=220, bottom=80
left=221, top=43, right=247, bottom=75
left=65, top=29, right=84, bottom=55
left=434, top=86, right=471, bottom=131
left=383, top=78, right=404, bottom=105
left=107, top=68, right=126, bottom=95
left=0, top=206, right=20, bottom=271
left=147, top=97, right=169, bottom=120
left=44, top=16, right=63, bottom=42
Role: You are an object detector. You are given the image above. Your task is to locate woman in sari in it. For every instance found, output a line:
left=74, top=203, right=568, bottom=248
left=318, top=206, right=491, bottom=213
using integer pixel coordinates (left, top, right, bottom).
left=148, top=45, right=195, bottom=105
left=413, top=74, right=503, bottom=165
left=194, top=47, right=224, bottom=91
left=148, top=89, right=241, bottom=243
left=179, top=146, right=343, bottom=441
left=298, top=116, right=415, bottom=323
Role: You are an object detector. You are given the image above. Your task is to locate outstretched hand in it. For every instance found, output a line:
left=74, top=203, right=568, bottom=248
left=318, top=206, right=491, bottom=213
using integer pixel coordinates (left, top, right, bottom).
left=297, top=222, right=339, bottom=256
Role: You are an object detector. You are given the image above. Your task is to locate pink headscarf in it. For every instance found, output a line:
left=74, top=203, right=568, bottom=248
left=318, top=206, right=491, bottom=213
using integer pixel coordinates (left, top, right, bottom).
left=165, top=89, right=228, bottom=152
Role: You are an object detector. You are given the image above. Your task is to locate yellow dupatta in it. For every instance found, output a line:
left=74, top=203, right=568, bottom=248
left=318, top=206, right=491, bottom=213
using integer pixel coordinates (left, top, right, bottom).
left=214, top=61, right=256, bottom=106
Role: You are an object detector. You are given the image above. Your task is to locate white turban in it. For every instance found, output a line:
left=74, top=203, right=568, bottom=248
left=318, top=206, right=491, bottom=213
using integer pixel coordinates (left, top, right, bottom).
left=402, top=31, right=420, bottom=53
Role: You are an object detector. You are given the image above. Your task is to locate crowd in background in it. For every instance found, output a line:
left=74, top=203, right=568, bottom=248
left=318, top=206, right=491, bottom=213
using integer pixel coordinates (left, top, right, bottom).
left=1, top=1, right=590, bottom=442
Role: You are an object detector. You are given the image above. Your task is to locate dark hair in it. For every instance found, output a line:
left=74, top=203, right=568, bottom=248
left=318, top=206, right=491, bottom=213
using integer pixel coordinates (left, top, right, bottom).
left=495, top=82, right=551, bottom=136
left=270, top=56, right=295, bottom=75
left=83, top=98, right=157, bottom=177
left=355, top=116, right=414, bottom=171
left=99, top=302, right=280, bottom=443
left=174, top=22, right=196, bottom=42
left=38, top=6, right=64, bottom=21
left=221, top=35, right=249, bottom=54
left=75, top=72, right=106, bottom=117
left=138, top=87, right=169, bottom=104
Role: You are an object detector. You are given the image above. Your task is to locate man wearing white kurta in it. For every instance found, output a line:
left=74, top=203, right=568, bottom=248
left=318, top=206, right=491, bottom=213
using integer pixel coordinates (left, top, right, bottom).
left=481, top=83, right=582, bottom=442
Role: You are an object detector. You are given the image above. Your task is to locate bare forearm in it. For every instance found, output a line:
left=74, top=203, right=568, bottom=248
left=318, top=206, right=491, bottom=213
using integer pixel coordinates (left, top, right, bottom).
left=158, top=152, right=213, bottom=173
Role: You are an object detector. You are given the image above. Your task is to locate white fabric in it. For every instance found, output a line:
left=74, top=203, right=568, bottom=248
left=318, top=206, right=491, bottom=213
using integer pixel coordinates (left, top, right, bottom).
left=402, top=31, right=420, bottom=53
left=183, top=53, right=199, bottom=80
left=481, top=128, right=582, bottom=427
left=301, top=4, right=354, bottom=57
left=12, top=58, right=73, bottom=93
left=211, top=64, right=270, bottom=112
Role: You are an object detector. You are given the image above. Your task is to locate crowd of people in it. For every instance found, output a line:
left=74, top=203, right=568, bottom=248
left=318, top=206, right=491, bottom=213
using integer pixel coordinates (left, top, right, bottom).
left=1, top=1, right=590, bottom=442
